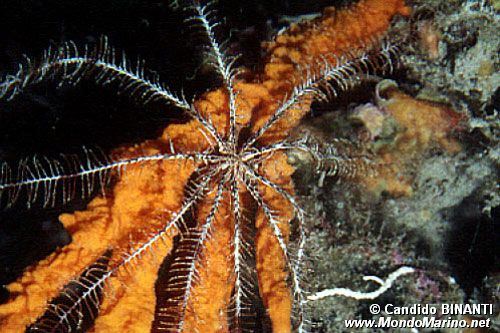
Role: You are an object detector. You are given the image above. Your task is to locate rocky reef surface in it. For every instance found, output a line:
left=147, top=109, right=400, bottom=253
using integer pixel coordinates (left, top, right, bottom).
left=296, top=0, right=499, bottom=331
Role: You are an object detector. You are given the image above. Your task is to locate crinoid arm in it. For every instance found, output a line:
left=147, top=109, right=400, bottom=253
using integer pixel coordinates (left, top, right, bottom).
left=0, top=107, right=225, bottom=329
left=26, top=249, right=113, bottom=333
left=245, top=0, right=410, bottom=148
left=186, top=1, right=241, bottom=149
left=243, top=172, right=307, bottom=332
left=227, top=172, right=263, bottom=333
left=0, top=147, right=113, bottom=209
left=286, top=137, right=379, bottom=183
left=244, top=40, right=405, bottom=150
left=0, top=36, right=190, bottom=110
left=0, top=1, right=414, bottom=332
left=152, top=167, right=233, bottom=332
left=0, top=147, right=212, bottom=210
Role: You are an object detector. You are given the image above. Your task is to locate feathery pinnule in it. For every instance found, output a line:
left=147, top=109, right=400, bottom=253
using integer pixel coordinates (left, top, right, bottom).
left=0, top=1, right=409, bottom=332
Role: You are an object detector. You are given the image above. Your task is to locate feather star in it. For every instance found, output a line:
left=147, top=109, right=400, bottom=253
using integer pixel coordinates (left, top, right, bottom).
left=0, top=0, right=409, bottom=332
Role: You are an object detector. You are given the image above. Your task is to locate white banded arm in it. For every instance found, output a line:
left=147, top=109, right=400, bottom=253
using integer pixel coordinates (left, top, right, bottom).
left=189, top=2, right=239, bottom=148
left=0, top=149, right=218, bottom=209
left=243, top=42, right=401, bottom=150
left=0, top=37, right=191, bottom=111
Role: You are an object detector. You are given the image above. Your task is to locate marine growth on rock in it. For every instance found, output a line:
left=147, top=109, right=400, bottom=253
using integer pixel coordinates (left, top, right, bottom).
left=4, top=0, right=491, bottom=332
